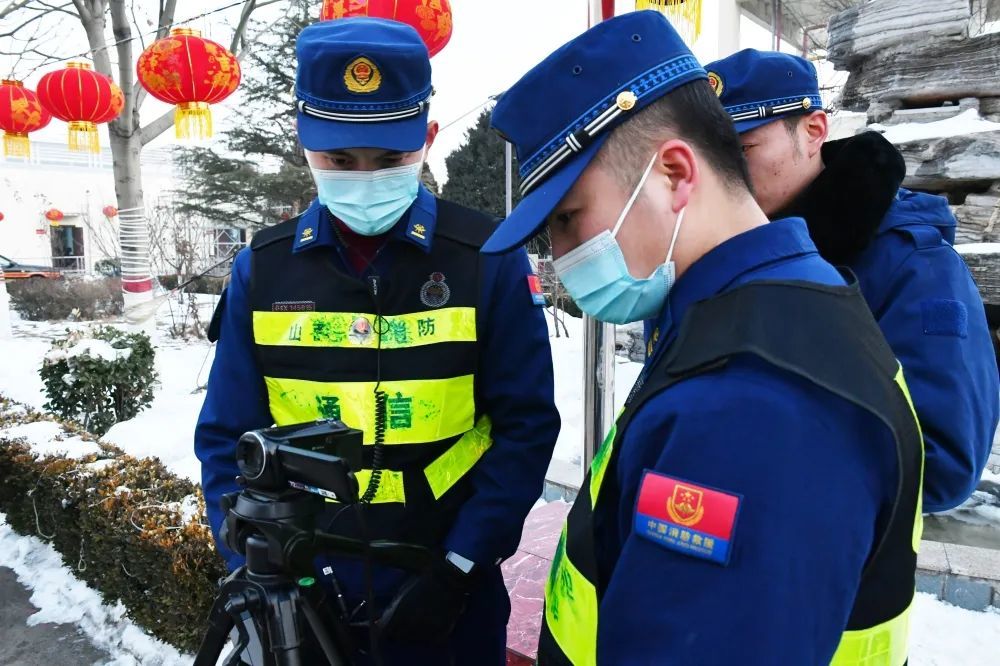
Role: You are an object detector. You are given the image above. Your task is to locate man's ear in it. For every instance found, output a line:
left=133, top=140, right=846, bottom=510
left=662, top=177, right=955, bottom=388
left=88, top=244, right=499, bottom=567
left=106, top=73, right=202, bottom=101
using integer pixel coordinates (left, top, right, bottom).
left=657, top=139, right=698, bottom=213
left=801, top=111, right=828, bottom=159
left=425, top=121, right=440, bottom=153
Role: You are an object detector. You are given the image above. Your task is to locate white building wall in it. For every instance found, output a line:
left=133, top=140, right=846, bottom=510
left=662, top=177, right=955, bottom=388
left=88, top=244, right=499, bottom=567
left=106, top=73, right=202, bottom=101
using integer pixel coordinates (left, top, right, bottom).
left=0, top=142, right=177, bottom=272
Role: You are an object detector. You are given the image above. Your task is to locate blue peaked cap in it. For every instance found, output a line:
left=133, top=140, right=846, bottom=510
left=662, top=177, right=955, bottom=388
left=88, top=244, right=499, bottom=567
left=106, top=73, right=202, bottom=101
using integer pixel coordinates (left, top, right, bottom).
left=482, top=10, right=707, bottom=254
left=295, top=18, right=432, bottom=152
left=704, top=49, right=823, bottom=135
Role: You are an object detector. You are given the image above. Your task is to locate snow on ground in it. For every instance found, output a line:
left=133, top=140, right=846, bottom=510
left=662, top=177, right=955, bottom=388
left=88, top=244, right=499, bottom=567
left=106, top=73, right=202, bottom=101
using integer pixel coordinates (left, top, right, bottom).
left=873, top=109, right=1000, bottom=144
left=910, top=593, right=1000, bottom=666
left=0, top=420, right=101, bottom=458
left=0, top=512, right=190, bottom=666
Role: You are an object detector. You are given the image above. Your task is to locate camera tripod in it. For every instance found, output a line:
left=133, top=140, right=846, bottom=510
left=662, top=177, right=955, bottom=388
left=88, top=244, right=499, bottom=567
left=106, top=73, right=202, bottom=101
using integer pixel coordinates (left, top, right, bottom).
left=193, top=488, right=432, bottom=666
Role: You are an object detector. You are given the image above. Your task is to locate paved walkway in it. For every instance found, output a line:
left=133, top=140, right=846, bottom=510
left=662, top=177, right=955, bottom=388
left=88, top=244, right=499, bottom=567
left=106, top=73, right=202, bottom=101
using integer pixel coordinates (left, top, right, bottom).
left=0, top=567, right=109, bottom=666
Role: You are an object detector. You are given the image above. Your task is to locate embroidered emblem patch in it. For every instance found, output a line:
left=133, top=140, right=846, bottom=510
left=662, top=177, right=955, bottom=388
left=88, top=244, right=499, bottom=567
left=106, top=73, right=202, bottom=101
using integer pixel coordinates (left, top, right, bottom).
left=348, top=316, right=373, bottom=345
left=420, top=272, right=450, bottom=308
left=411, top=223, right=427, bottom=240
left=634, top=471, right=741, bottom=565
left=299, top=226, right=315, bottom=244
left=707, top=71, right=724, bottom=97
left=344, top=56, right=382, bottom=94
left=527, top=274, right=546, bottom=307
left=271, top=301, right=316, bottom=312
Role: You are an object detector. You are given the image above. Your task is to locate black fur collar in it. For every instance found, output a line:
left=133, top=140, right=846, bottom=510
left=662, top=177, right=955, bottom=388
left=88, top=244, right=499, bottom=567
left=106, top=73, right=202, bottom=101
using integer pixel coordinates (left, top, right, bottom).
left=776, top=131, right=906, bottom=265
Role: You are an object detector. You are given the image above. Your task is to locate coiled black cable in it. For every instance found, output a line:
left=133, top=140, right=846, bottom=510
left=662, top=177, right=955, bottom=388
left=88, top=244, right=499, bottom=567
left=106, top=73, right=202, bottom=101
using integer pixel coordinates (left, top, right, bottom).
left=360, top=388, right=386, bottom=504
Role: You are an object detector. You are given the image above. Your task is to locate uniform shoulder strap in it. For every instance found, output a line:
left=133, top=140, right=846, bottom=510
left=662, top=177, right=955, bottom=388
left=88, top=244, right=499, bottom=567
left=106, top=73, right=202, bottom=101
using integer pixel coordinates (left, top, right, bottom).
left=250, top=217, right=299, bottom=251
left=433, top=198, right=500, bottom=249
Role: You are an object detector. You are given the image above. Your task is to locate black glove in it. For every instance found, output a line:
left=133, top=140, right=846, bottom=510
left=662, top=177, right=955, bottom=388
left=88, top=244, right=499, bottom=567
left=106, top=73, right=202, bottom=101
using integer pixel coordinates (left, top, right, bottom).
left=379, top=552, right=477, bottom=644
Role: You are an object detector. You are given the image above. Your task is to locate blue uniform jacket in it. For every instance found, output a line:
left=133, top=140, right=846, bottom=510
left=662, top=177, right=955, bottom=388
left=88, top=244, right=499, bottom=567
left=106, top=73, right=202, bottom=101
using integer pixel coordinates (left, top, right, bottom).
left=195, top=189, right=560, bottom=572
left=601, top=218, right=900, bottom=664
left=850, top=189, right=999, bottom=512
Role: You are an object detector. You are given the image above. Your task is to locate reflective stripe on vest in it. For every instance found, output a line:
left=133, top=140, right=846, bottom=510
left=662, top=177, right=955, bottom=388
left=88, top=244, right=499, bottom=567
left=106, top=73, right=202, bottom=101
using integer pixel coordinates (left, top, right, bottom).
left=323, top=416, right=495, bottom=504
left=253, top=307, right=477, bottom=350
left=543, top=368, right=921, bottom=666
left=262, top=374, right=475, bottom=445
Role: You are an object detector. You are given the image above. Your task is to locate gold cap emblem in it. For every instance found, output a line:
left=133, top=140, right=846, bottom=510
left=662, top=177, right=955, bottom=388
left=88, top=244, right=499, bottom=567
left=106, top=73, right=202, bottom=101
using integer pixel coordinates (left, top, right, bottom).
left=707, top=72, right=724, bottom=97
left=344, top=56, right=382, bottom=94
left=802, top=97, right=812, bottom=110
left=616, top=91, right=637, bottom=111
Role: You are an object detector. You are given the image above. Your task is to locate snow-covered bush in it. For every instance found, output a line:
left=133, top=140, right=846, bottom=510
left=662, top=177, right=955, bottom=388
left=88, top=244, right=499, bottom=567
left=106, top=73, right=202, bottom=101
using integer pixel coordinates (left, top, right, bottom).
left=40, top=327, right=158, bottom=436
left=8, top=276, right=123, bottom=321
left=0, top=398, right=224, bottom=652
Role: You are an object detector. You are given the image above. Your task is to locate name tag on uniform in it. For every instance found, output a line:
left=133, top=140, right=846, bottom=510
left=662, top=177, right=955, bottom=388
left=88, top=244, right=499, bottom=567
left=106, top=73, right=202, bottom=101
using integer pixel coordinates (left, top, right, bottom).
left=634, top=471, right=742, bottom=566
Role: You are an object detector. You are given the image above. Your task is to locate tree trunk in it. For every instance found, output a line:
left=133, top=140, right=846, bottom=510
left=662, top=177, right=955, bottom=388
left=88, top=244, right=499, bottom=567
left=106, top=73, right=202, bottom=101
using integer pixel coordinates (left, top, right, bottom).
left=109, top=129, right=153, bottom=318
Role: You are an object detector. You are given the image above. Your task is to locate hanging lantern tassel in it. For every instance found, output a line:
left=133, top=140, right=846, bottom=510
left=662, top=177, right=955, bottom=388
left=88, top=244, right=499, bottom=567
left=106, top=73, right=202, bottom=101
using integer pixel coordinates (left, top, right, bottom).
left=68, top=120, right=100, bottom=153
left=175, top=101, right=212, bottom=140
left=3, top=131, right=30, bottom=158
left=635, top=0, right=703, bottom=43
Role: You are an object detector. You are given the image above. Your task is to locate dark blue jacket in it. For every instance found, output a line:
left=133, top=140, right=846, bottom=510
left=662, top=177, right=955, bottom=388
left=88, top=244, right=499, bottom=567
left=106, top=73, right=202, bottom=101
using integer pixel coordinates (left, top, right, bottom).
left=851, top=188, right=999, bottom=512
left=603, top=218, right=900, bottom=664
left=195, top=190, right=560, bottom=572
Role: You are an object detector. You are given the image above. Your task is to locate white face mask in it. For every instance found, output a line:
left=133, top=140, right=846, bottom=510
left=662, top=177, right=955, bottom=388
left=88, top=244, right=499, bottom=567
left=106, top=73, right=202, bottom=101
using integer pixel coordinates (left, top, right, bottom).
left=310, top=148, right=426, bottom=236
left=551, top=153, right=685, bottom=325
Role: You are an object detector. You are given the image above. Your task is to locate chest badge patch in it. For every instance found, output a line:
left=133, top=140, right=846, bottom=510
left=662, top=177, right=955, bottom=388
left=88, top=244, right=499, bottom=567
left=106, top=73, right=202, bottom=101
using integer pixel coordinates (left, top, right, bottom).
left=420, top=272, right=450, bottom=308
left=527, top=274, right=546, bottom=307
left=349, top=316, right=373, bottom=345
left=634, top=471, right=742, bottom=565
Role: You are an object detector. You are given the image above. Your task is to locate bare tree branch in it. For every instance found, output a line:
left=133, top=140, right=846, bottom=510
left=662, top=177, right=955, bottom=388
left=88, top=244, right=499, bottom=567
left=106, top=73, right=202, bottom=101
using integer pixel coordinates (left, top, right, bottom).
left=35, top=0, right=76, bottom=16
left=70, top=0, right=89, bottom=21
left=0, top=0, right=32, bottom=20
left=140, top=108, right=174, bottom=146
left=129, top=0, right=144, bottom=51
left=229, top=0, right=256, bottom=54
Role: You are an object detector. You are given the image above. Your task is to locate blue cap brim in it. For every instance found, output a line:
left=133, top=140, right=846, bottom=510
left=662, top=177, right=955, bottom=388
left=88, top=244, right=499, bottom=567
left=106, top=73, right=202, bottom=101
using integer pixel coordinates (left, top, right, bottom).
left=482, top=135, right=609, bottom=255
left=733, top=108, right=823, bottom=135
left=733, top=115, right=780, bottom=135
left=297, top=109, right=429, bottom=152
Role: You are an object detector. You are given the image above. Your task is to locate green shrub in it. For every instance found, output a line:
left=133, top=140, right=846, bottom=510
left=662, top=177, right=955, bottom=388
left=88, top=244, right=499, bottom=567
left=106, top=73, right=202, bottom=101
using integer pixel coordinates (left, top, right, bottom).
left=0, top=398, right=224, bottom=652
left=8, top=276, right=123, bottom=321
left=157, top=274, right=225, bottom=295
left=40, top=327, right=158, bottom=436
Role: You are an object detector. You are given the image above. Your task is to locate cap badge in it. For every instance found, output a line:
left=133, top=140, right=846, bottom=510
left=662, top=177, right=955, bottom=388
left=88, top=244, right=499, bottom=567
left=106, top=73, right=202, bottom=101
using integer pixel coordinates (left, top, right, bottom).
left=344, top=56, right=382, bottom=94
left=707, top=71, right=723, bottom=97
left=616, top=90, right=638, bottom=111
left=802, top=97, right=812, bottom=110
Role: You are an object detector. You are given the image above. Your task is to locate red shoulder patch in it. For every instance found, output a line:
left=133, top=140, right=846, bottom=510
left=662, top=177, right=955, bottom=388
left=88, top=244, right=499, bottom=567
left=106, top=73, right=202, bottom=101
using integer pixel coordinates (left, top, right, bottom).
left=634, top=471, right=742, bottom=565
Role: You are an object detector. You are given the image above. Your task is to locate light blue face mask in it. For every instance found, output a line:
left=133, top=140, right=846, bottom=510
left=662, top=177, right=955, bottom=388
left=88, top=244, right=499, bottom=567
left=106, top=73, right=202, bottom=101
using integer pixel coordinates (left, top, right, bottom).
left=551, top=154, right=685, bottom=325
left=310, top=150, right=425, bottom=236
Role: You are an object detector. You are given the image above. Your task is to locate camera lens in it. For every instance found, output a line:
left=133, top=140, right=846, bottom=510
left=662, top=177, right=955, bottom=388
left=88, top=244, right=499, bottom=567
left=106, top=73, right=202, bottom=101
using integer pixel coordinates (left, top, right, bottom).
left=237, top=432, right=268, bottom=480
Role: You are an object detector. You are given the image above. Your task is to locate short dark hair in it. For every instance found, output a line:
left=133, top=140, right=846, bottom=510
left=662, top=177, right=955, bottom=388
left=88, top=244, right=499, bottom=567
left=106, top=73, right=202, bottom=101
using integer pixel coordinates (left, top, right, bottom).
left=596, top=79, right=752, bottom=193
left=781, top=114, right=803, bottom=135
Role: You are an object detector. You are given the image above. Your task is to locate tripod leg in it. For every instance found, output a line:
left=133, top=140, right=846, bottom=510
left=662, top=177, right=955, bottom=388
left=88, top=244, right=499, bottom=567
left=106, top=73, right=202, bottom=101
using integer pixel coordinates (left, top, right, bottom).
left=194, top=590, right=239, bottom=666
left=302, top=600, right=349, bottom=666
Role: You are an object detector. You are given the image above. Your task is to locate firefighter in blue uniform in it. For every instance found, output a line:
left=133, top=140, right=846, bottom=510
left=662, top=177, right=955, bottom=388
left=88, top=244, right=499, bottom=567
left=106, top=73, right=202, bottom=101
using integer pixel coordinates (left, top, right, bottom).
left=483, top=11, right=923, bottom=665
left=195, top=18, right=560, bottom=665
left=705, top=49, right=999, bottom=513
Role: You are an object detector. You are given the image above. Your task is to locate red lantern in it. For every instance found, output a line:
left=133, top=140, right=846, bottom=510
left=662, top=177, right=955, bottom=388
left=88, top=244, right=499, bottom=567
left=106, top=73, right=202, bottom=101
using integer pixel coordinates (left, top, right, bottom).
left=103, top=205, right=118, bottom=218
left=136, top=28, right=241, bottom=140
left=0, top=212, right=4, bottom=222
left=37, top=62, right=123, bottom=153
left=320, top=0, right=453, bottom=57
left=0, top=79, right=51, bottom=158
left=45, top=208, right=64, bottom=225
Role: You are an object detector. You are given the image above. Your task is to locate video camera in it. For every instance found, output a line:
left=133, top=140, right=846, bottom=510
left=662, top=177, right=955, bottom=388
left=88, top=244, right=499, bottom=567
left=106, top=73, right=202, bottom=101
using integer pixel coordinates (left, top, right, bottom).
left=195, top=420, right=430, bottom=666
